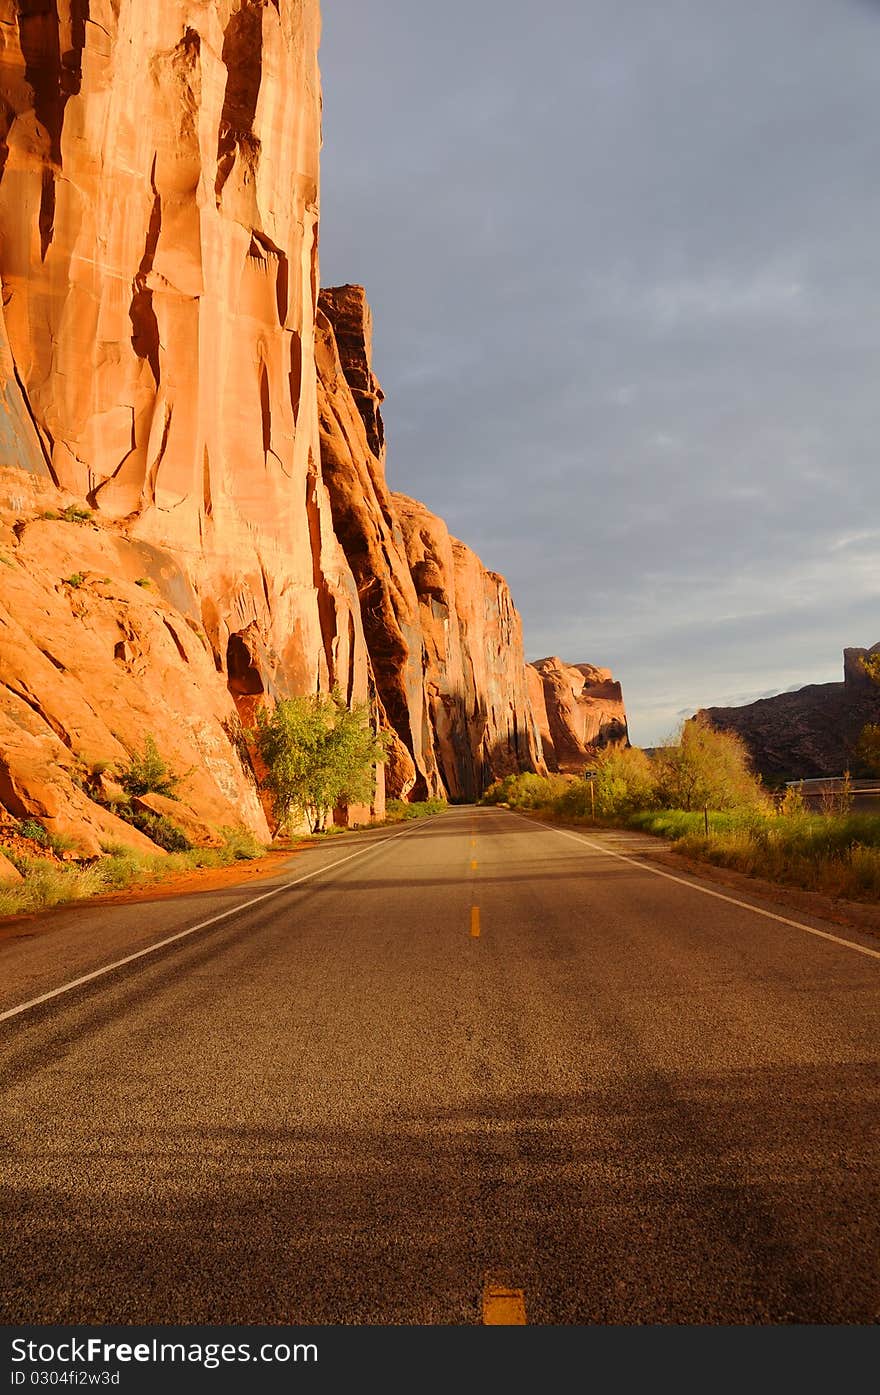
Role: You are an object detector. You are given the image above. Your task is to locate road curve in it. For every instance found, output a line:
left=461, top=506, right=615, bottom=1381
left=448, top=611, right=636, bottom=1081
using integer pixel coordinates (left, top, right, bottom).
left=1, top=807, right=878, bottom=1324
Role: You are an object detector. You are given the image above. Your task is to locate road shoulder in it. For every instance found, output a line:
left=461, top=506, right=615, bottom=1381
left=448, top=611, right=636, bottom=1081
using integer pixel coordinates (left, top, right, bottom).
left=511, top=809, right=880, bottom=946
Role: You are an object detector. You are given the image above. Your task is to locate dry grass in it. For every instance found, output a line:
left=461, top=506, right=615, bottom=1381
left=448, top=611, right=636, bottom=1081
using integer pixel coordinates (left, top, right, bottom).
left=0, top=826, right=264, bottom=919
left=630, top=809, right=880, bottom=903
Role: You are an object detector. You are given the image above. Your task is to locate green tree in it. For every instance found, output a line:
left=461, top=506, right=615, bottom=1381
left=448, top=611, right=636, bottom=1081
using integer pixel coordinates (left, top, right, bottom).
left=653, top=716, right=767, bottom=812
left=854, top=723, right=880, bottom=777
left=253, top=690, right=387, bottom=833
left=592, top=745, right=658, bottom=817
left=859, top=653, right=880, bottom=686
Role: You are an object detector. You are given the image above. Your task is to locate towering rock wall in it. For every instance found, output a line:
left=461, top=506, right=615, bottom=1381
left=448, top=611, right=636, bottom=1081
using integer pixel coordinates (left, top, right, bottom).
left=0, top=0, right=359, bottom=700
left=0, top=0, right=373, bottom=849
left=316, top=285, right=544, bottom=801
left=527, top=657, right=628, bottom=774
left=0, top=3, right=622, bottom=846
left=698, top=645, right=880, bottom=780
left=394, top=494, right=545, bottom=800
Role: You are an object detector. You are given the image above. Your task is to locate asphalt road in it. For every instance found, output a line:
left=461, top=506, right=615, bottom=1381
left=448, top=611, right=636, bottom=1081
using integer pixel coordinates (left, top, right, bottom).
left=1, top=807, right=878, bottom=1324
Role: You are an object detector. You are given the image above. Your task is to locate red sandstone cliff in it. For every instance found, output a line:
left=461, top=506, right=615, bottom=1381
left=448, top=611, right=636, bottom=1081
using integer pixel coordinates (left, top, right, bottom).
left=527, top=657, right=628, bottom=774
left=316, top=284, right=545, bottom=801
left=0, top=3, right=620, bottom=850
left=0, top=0, right=371, bottom=849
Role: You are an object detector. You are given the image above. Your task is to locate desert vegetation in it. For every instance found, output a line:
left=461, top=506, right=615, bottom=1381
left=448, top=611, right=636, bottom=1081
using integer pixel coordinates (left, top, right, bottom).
left=252, top=690, right=389, bottom=834
left=0, top=694, right=444, bottom=918
left=0, top=826, right=265, bottom=919
left=483, top=716, right=880, bottom=904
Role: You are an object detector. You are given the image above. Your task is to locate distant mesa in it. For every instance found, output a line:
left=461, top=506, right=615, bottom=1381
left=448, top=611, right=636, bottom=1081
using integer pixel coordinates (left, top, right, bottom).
left=697, top=644, right=880, bottom=780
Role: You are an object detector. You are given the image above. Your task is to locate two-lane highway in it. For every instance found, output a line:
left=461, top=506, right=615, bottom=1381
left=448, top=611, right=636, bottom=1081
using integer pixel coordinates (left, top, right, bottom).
left=1, top=807, right=878, bottom=1323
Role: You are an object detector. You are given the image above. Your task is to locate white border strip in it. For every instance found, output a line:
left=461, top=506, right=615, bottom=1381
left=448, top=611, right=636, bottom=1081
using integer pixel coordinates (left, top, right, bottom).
left=0, top=821, right=430, bottom=1026
left=506, top=810, right=880, bottom=963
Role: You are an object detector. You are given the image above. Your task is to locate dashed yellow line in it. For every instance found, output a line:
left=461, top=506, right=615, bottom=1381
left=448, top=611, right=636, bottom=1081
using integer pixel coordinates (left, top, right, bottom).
left=482, top=1277, right=526, bottom=1324
left=470, top=906, right=481, bottom=938
left=471, top=859, right=478, bottom=871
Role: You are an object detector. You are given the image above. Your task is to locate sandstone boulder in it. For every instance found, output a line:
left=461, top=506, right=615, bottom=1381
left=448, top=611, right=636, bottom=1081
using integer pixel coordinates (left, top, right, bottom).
left=0, top=851, right=23, bottom=884
left=132, top=794, right=224, bottom=850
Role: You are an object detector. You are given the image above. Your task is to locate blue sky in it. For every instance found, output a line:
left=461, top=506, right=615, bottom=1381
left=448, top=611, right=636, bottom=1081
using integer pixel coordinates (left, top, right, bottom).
left=318, top=0, right=880, bottom=744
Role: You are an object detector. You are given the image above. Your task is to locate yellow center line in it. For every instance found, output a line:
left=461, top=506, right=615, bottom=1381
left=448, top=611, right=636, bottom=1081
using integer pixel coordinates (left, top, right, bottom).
left=482, top=1277, right=526, bottom=1325
left=471, top=858, right=478, bottom=871
left=470, top=906, right=481, bottom=938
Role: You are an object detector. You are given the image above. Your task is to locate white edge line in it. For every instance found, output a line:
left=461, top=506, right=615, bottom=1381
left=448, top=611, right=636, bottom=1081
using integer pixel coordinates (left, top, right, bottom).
left=504, top=808, right=880, bottom=963
left=0, top=819, right=435, bottom=1026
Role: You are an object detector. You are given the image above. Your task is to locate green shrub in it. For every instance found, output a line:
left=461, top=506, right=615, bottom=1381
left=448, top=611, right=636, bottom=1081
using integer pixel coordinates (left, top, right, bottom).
left=252, top=690, right=388, bottom=833
left=556, top=746, right=658, bottom=820
left=17, top=818, right=50, bottom=847
left=653, top=717, right=768, bottom=812
left=384, top=797, right=448, bottom=823
left=118, top=735, right=181, bottom=798
left=114, top=807, right=191, bottom=852
left=62, top=572, right=86, bottom=589
left=481, top=772, right=568, bottom=809
left=60, top=504, right=93, bottom=524
left=219, top=826, right=265, bottom=860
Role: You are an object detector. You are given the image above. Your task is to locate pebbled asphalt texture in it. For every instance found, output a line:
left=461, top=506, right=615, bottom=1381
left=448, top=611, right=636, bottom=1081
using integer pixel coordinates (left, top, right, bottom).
left=1, top=807, right=878, bottom=1324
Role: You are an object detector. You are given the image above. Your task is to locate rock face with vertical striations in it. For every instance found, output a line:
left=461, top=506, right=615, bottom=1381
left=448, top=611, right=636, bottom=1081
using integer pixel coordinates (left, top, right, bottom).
left=394, top=494, right=546, bottom=800
left=317, top=284, right=545, bottom=801
left=527, top=656, right=629, bottom=774
left=0, top=0, right=374, bottom=845
left=0, top=3, right=624, bottom=853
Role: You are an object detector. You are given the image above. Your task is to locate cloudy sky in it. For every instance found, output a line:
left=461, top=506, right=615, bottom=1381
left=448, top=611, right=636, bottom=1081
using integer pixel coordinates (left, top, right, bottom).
left=318, top=0, right=880, bottom=746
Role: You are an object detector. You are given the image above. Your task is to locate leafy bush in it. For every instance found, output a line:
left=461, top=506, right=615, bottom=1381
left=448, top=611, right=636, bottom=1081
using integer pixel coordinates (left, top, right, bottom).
left=60, top=504, right=93, bottom=524
left=653, top=717, right=768, bottom=812
left=118, top=735, right=181, bottom=798
left=17, top=818, right=50, bottom=847
left=859, top=653, right=880, bottom=686
left=384, top=797, right=448, bottom=823
left=219, top=826, right=265, bottom=860
left=63, top=572, right=86, bottom=589
left=557, top=746, right=658, bottom=820
left=481, top=772, right=568, bottom=809
left=253, top=690, right=388, bottom=833
left=853, top=724, right=880, bottom=777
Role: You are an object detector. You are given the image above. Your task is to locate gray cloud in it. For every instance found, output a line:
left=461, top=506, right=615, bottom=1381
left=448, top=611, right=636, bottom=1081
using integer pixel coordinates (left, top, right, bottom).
left=319, top=0, right=880, bottom=745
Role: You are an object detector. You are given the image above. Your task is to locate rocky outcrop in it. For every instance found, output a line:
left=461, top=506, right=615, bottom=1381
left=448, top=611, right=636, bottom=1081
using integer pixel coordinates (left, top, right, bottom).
left=0, top=0, right=378, bottom=843
left=394, top=495, right=545, bottom=800
left=317, top=285, right=544, bottom=801
left=0, top=3, right=621, bottom=845
left=698, top=645, right=880, bottom=780
left=528, top=657, right=628, bottom=774
left=315, top=286, right=435, bottom=799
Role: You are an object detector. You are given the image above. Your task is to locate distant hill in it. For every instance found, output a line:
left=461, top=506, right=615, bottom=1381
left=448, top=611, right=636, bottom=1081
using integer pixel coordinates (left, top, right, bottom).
left=696, top=645, right=880, bottom=780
